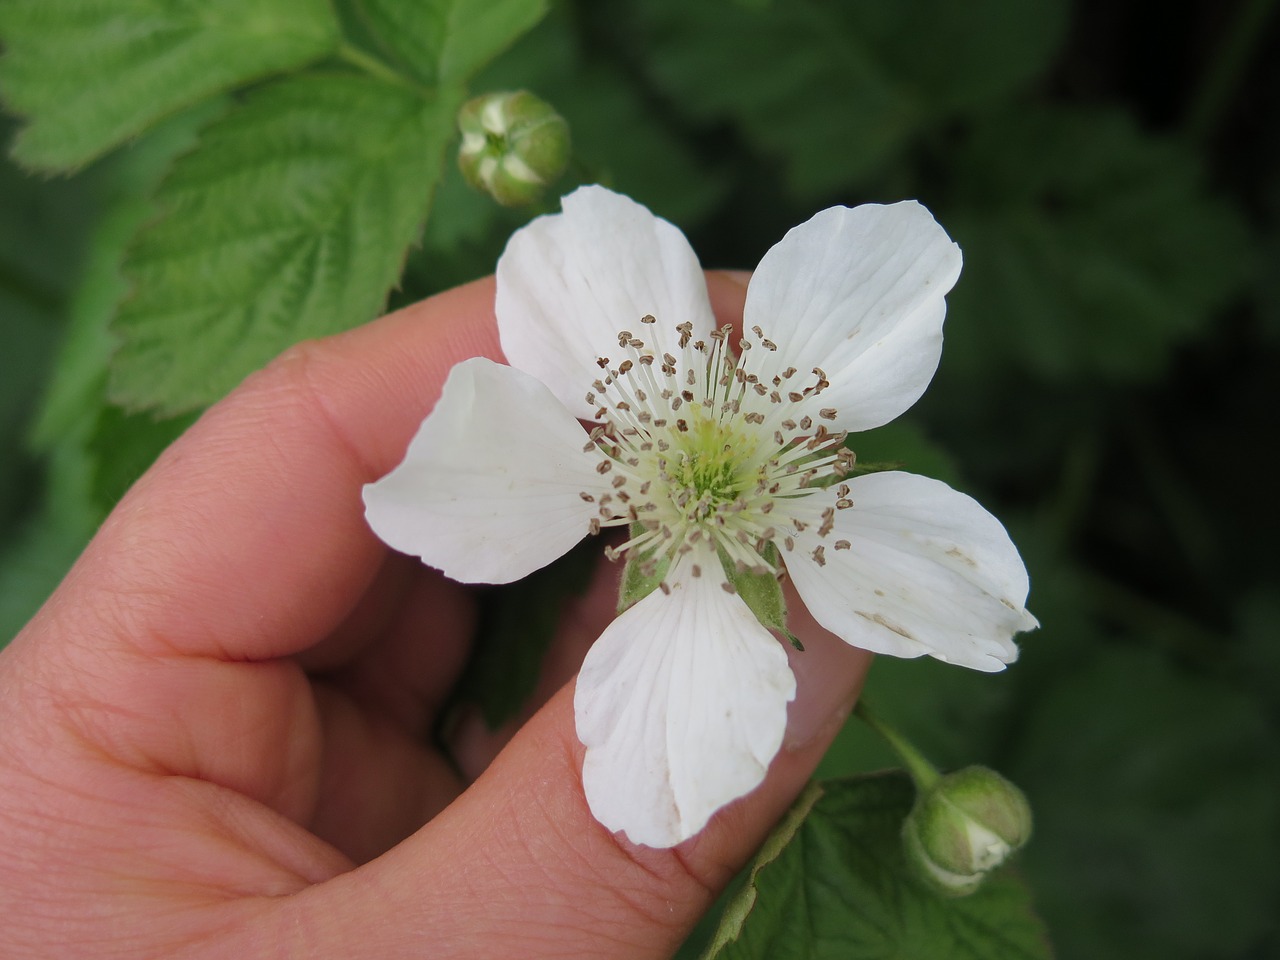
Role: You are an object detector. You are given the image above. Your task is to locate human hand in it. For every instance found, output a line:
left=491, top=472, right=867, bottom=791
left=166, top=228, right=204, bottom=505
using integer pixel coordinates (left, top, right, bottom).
left=0, top=273, right=870, bottom=959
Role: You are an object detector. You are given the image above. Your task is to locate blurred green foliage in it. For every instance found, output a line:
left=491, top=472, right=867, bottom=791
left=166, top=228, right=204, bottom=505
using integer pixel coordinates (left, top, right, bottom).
left=2, top=0, right=1277, bottom=957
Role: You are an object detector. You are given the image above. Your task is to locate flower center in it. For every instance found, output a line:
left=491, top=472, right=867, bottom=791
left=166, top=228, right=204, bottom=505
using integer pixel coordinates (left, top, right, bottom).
left=582, top=319, right=856, bottom=589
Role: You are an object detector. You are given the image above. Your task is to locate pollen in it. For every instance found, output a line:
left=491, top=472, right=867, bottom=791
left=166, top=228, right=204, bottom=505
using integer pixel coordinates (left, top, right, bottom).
left=578, top=320, right=854, bottom=583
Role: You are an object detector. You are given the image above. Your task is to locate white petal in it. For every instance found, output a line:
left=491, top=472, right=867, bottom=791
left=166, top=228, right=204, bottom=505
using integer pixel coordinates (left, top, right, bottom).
left=363, top=358, right=607, bottom=584
left=574, top=565, right=796, bottom=847
left=743, top=201, right=961, bottom=432
left=496, top=185, right=717, bottom=420
left=786, top=472, right=1037, bottom=672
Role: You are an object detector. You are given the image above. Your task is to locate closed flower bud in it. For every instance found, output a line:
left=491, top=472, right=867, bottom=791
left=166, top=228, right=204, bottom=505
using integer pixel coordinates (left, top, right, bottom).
left=457, top=91, right=570, bottom=207
left=903, top=766, right=1033, bottom=896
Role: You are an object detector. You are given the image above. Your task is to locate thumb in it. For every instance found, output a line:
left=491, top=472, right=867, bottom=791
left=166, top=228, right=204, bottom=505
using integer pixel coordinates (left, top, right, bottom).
left=292, top=621, right=870, bottom=959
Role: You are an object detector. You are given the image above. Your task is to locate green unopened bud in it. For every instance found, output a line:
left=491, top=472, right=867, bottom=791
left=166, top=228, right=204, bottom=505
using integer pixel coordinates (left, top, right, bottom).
left=457, top=90, right=570, bottom=207
left=903, top=765, right=1033, bottom=897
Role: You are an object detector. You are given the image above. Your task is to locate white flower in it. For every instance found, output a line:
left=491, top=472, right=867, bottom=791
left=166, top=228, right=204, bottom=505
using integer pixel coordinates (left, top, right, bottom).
left=364, top=186, right=1038, bottom=848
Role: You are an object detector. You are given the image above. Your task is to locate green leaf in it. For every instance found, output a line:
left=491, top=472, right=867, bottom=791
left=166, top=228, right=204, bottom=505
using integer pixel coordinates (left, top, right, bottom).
left=452, top=540, right=598, bottom=729
left=108, top=73, right=461, bottom=415
left=705, top=772, right=1052, bottom=959
left=89, top=406, right=199, bottom=513
left=940, top=106, right=1255, bottom=386
left=30, top=101, right=223, bottom=452
left=635, top=0, right=1069, bottom=196
left=0, top=443, right=99, bottom=648
left=354, top=0, right=547, bottom=86
left=0, top=0, right=340, bottom=171
left=1007, top=644, right=1280, bottom=960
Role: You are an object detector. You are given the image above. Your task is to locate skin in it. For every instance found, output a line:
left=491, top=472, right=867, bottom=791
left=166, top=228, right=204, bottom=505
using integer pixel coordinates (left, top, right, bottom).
left=0, top=272, right=871, bottom=959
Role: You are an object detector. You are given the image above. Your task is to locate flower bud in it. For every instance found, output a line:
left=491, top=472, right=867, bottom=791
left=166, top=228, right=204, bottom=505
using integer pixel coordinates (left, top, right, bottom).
left=902, top=765, right=1033, bottom=897
left=457, top=91, right=570, bottom=207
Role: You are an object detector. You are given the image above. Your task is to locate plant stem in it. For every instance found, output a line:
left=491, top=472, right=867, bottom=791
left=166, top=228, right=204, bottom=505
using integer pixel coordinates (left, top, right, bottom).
left=853, top=701, right=940, bottom=790
left=1184, top=0, right=1278, bottom=142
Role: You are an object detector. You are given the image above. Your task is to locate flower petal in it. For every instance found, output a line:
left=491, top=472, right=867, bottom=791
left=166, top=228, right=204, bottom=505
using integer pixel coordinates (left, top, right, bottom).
left=496, top=185, right=717, bottom=420
left=786, top=471, right=1037, bottom=672
left=743, top=201, right=961, bottom=433
left=574, top=563, right=796, bottom=847
left=363, top=357, right=608, bottom=584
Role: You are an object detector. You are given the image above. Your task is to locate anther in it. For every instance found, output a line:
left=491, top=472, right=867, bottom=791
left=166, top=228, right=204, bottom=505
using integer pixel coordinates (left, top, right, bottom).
left=641, top=314, right=656, bottom=324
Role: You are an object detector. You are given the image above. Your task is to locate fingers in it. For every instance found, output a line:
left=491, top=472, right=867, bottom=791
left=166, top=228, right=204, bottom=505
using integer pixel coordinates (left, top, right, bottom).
left=291, top=630, right=870, bottom=959
left=41, top=277, right=504, bottom=664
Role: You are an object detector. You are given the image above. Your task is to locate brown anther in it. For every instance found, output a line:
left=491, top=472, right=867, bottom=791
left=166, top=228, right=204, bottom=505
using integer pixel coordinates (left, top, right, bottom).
left=612, top=475, right=627, bottom=488
left=677, top=419, right=689, bottom=432
left=691, top=564, right=702, bottom=578
left=784, top=536, right=795, bottom=551
left=762, top=339, right=777, bottom=351
left=618, top=359, right=634, bottom=374
left=835, top=539, right=851, bottom=550
left=783, top=367, right=797, bottom=379
left=788, top=391, right=805, bottom=402
left=820, top=408, right=837, bottom=420
left=589, top=518, right=602, bottom=535
left=596, top=460, right=612, bottom=474
left=596, top=357, right=609, bottom=369
left=721, top=582, right=737, bottom=594
left=818, top=507, right=835, bottom=537
left=836, top=498, right=853, bottom=510
left=641, top=314, right=656, bottom=324
left=659, top=581, right=671, bottom=595
left=617, top=331, right=632, bottom=347
left=812, top=545, right=826, bottom=566
left=799, top=416, right=813, bottom=430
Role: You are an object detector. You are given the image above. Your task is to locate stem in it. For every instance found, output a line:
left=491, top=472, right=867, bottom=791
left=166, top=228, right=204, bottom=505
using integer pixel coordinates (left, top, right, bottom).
left=336, top=42, right=419, bottom=92
left=853, top=701, right=940, bottom=790
left=1183, top=0, right=1278, bottom=142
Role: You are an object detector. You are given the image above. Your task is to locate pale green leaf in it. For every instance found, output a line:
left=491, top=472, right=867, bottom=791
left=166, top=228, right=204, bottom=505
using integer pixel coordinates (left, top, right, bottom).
left=108, top=74, right=461, bottom=415
left=705, top=772, right=1053, bottom=960
left=354, top=0, right=547, bottom=86
left=0, top=0, right=340, bottom=171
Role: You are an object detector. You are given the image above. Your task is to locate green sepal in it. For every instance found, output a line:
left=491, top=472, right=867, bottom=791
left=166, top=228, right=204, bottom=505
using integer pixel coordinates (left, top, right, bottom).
left=719, top=543, right=801, bottom=650
left=618, top=522, right=671, bottom=613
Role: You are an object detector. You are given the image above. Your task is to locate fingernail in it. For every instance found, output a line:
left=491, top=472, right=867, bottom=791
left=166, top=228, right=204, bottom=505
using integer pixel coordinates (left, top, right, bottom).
left=783, top=626, right=872, bottom=751
left=715, top=269, right=753, bottom=289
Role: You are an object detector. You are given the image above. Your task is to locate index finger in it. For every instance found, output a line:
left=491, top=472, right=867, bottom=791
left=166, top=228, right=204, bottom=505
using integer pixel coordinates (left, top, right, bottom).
left=38, top=277, right=503, bottom=663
